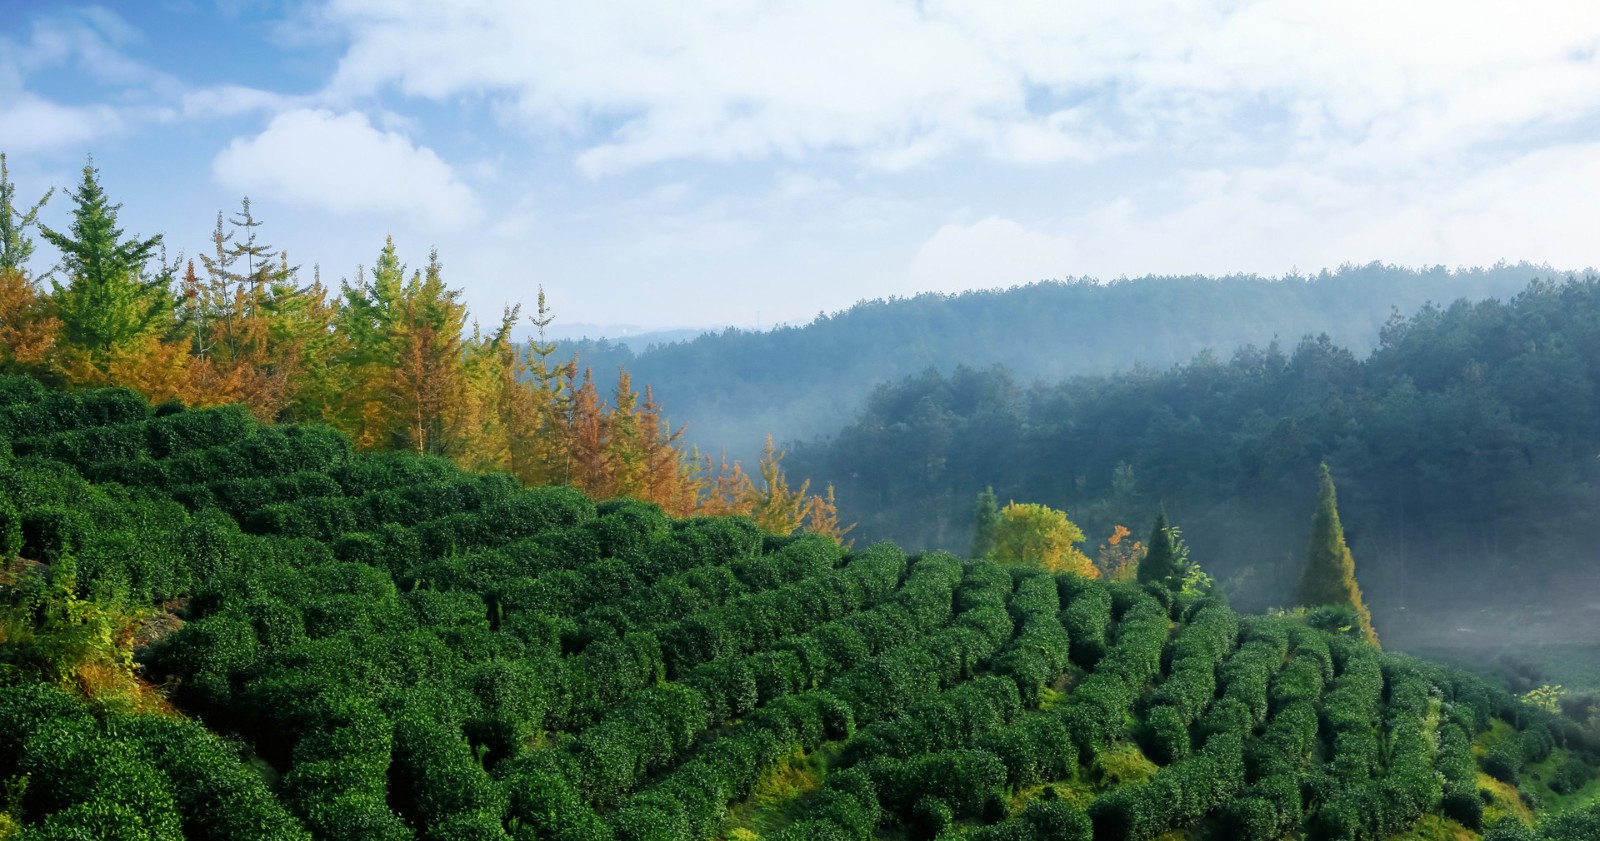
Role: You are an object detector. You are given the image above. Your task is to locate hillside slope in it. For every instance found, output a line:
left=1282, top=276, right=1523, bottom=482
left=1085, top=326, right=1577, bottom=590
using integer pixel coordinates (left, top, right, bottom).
left=1, top=378, right=1597, bottom=840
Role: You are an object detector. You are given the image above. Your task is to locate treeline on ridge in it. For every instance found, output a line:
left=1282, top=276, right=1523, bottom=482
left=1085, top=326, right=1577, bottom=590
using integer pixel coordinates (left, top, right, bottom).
left=565, top=261, right=1551, bottom=460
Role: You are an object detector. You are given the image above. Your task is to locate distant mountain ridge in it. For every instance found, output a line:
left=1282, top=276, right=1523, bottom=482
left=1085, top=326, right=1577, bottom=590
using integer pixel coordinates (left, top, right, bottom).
left=560, top=262, right=1571, bottom=460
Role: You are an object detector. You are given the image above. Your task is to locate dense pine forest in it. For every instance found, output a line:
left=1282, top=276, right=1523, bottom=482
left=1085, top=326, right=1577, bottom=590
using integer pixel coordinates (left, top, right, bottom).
left=4, top=156, right=1600, bottom=840
left=564, top=262, right=1550, bottom=460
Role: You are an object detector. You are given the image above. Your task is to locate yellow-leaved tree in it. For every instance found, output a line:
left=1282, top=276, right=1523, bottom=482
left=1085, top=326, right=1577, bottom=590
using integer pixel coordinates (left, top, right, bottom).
left=991, top=501, right=1094, bottom=576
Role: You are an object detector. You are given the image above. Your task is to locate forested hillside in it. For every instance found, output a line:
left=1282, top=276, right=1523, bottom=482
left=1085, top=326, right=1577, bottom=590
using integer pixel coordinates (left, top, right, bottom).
left=787, top=277, right=1600, bottom=626
left=2, top=377, right=1598, bottom=839
left=566, top=263, right=1552, bottom=459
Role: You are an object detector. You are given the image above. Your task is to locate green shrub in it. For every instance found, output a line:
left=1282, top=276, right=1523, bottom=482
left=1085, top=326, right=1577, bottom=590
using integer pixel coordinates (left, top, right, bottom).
left=1484, top=745, right=1521, bottom=784
left=1021, top=794, right=1092, bottom=841
left=0, top=497, right=21, bottom=558
left=1550, top=757, right=1593, bottom=795
left=1140, top=705, right=1190, bottom=765
left=1060, top=584, right=1112, bottom=667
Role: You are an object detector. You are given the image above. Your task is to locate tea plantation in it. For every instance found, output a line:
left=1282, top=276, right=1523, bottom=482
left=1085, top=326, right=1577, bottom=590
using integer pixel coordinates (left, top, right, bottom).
left=0, top=376, right=1596, bottom=840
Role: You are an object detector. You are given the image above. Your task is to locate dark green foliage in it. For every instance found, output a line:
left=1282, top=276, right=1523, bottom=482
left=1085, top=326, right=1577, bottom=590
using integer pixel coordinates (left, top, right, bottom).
left=20, top=506, right=86, bottom=564
left=1, top=377, right=1595, bottom=841
left=0, top=495, right=21, bottom=558
left=115, top=712, right=311, bottom=841
left=1136, top=508, right=1180, bottom=590
left=1222, top=775, right=1302, bottom=841
left=1539, top=802, right=1600, bottom=841
left=1551, top=757, right=1593, bottom=795
left=1484, top=745, right=1521, bottom=784
left=1060, top=580, right=1112, bottom=667
left=1139, top=705, right=1189, bottom=765
left=1483, top=817, right=1540, bottom=841
left=1519, top=722, right=1554, bottom=764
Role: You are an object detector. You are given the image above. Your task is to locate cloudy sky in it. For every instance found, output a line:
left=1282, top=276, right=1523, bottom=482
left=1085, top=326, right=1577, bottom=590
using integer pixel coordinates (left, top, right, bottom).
left=4, top=1, right=1600, bottom=332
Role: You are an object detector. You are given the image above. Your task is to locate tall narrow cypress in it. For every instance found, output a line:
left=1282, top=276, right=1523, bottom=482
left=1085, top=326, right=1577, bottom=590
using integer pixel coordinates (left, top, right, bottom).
left=970, top=486, right=998, bottom=559
left=1297, top=463, right=1378, bottom=646
left=1138, top=506, right=1181, bottom=589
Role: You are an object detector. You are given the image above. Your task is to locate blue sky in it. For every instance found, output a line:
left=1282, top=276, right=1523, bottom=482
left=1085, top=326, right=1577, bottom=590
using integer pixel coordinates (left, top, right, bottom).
left=4, top=1, right=1600, bottom=332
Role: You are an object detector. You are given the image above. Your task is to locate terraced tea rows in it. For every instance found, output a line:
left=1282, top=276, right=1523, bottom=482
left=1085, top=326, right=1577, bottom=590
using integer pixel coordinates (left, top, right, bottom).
left=0, top=378, right=1597, bottom=840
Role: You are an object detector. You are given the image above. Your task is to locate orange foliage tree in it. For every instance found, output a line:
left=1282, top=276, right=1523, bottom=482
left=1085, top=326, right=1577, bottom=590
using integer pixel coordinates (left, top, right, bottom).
left=1094, top=525, right=1145, bottom=581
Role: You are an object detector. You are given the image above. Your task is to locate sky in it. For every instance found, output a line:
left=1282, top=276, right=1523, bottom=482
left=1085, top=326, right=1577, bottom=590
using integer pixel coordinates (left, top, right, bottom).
left=4, top=1, right=1600, bottom=333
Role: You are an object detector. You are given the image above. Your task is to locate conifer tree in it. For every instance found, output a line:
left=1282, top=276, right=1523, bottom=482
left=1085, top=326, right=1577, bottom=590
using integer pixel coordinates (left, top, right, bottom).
left=1138, top=506, right=1183, bottom=590
left=744, top=435, right=810, bottom=535
left=606, top=370, right=648, bottom=498
left=39, top=158, right=168, bottom=365
left=566, top=368, right=609, bottom=496
left=693, top=449, right=749, bottom=516
left=506, top=287, right=573, bottom=486
left=331, top=237, right=408, bottom=449
left=0, top=152, right=52, bottom=273
left=971, top=486, right=999, bottom=558
left=803, top=484, right=854, bottom=546
left=1298, top=463, right=1379, bottom=646
left=391, top=249, right=467, bottom=455
left=637, top=385, right=697, bottom=516
left=0, top=158, right=58, bottom=373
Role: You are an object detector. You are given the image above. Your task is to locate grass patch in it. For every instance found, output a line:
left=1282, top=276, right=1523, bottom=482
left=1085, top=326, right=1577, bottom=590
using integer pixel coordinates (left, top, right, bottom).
left=1471, top=719, right=1515, bottom=759
left=719, top=742, right=836, bottom=839
left=1382, top=814, right=1480, bottom=841
left=1007, top=740, right=1157, bottom=815
left=1478, top=771, right=1533, bottom=827
left=1090, top=741, right=1160, bottom=790
left=1011, top=780, right=1096, bottom=813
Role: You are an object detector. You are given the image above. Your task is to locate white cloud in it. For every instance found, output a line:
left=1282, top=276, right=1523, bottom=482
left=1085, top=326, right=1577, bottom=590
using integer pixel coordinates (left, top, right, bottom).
left=910, top=216, right=1076, bottom=293
left=911, top=142, right=1600, bottom=288
left=212, top=108, right=482, bottom=230
left=181, top=85, right=299, bottom=118
left=0, top=94, right=122, bottom=153
left=315, top=1, right=1600, bottom=175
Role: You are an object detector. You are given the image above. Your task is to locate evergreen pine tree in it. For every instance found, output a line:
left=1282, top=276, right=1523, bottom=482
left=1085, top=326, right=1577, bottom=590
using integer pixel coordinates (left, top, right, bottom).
left=970, top=486, right=999, bottom=558
left=1297, top=463, right=1379, bottom=646
left=38, top=158, right=167, bottom=362
left=1138, top=506, right=1182, bottom=589
left=0, top=152, right=53, bottom=273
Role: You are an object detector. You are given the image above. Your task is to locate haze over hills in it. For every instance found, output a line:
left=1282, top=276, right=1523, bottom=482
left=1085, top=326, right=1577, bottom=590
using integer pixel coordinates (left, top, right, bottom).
left=528, top=324, right=720, bottom=351
left=783, top=273, right=1600, bottom=683
left=561, top=262, right=1565, bottom=462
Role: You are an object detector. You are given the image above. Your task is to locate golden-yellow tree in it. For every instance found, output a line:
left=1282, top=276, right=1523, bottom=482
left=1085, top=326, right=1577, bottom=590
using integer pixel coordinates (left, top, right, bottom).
left=742, top=436, right=810, bottom=534
left=802, top=484, right=854, bottom=547
left=991, top=501, right=1094, bottom=576
left=0, top=267, right=58, bottom=374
